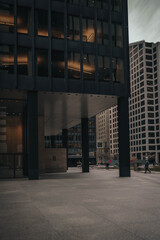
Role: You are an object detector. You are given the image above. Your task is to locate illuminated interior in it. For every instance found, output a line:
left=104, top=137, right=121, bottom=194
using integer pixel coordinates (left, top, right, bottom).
left=0, top=14, right=14, bottom=27
left=83, top=28, right=95, bottom=42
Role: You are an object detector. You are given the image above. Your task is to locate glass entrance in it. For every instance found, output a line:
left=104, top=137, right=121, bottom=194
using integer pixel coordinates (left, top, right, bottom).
left=0, top=96, right=27, bottom=178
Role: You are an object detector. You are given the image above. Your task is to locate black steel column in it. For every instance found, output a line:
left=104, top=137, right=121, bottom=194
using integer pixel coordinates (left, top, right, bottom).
left=62, top=129, right=68, bottom=169
left=81, top=118, right=89, bottom=173
left=118, top=97, right=130, bottom=177
left=27, top=91, right=39, bottom=180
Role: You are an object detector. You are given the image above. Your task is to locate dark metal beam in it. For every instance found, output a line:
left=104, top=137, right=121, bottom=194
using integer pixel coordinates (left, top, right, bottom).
left=118, top=97, right=130, bottom=177
left=81, top=118, right=89, bottom=173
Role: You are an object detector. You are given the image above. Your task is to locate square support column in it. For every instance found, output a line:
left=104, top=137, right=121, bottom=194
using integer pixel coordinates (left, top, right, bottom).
left=27, top=91, right=39, bottom=179
left=118, top=97, right=130, bottom=177
left=81, top=118, right=89, bottom=172
left=62, top=129, right=68, bottom=169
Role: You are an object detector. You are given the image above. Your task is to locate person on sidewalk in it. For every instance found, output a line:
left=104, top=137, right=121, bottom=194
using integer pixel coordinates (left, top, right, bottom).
left=145, top=160, right=151, bottom=173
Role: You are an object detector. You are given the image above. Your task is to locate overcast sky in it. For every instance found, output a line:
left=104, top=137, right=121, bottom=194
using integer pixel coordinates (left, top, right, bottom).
left=128, top=0, right=160, bottom=43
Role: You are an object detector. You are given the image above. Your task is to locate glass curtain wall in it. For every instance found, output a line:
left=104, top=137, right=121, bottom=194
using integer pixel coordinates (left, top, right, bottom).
left=98, top=56, right=110, bottom=81
left=67, top=15, right=80, bottom=41
left=0, top=45, right=14, bottom=74
left=68, top=52, right=81, bottom=79
left=52, top=50, right=65, bottom=78
left=17, top=47, right=32, bottom=75
left=0, top=2, right=14, bottom=33
left=52, top=12, right=64, bottom=39
left=17, top=7, right=32, bottom=35
left=97, top=20, right=109, bottom=45
left=83, top=54, right=95, bottom=80
left=112, top=58, right=124, bottom=83
left=36, top=49, right=48, bottom=76
left=35, top=9, right=48, bottom=37
left=82, top=18, right=95, bottom=43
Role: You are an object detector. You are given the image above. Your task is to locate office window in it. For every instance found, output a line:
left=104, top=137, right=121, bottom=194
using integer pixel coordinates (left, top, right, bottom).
left=36, top=49, right=48, bottom=77
left=83, top=54, right=95, bottom=80
left=112, top=58, right=124, bottom=83
left=97, top=20, right=109, bottom=45
left=81, top=0, right=95, bottom=7
left=17, top=47, right=32, bottom=76
left=68, top=0, right=80, bottom=4
left=0, top=45, right=14, bottom=73
left=82, top=18, right=95, bottom=42
left=0, top=2, right=14, bottom=33
left=98, top=56, right=110, bottom=81
left=35, top=9, right=48, bottom=37
left=112, top=24, right=123, bottom=48
left=52, top=12, right=64, bottom=39
left=17, top=7, right=31, bottom=35
left=111, top=0, right=122, bottom=12
left=52, top=50, right=64, bottom=78
left=97, top=0, right=108, bottom=9
left=67, top=16, right=80, bottom=41
left=68, top=52, right=80, bottom=79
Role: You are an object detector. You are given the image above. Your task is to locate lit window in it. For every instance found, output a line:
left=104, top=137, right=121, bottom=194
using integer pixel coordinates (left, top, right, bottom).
left=17, top=7, right=31, bottom=35
left=82, top=18, right=95, bottom=43
left=0, top=2, right=14, bottom=33
left=0, top=45, right=14, bottom=74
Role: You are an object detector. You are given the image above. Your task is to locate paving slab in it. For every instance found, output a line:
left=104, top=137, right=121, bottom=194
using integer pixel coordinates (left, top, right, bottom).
left=0, top=168, right=160, bottom=240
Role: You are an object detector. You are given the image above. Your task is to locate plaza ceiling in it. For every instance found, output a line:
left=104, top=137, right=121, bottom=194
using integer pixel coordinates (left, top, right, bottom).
left=39, top=92, right=117, bottom=136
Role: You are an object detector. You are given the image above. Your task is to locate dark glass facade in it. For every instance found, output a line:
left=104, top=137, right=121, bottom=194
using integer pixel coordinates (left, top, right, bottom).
left=45, top=116, right=96, bottom=165
left=0, top=0, right=126, bottom=87
left=0, top=0, right=130, bottom=178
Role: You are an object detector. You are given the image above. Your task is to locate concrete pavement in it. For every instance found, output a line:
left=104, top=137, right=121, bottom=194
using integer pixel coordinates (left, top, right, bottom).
left=0, top=168, right=160, bottom=240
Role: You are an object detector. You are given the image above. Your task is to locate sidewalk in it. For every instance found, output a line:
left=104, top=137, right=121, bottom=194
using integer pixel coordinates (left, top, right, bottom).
left=0, top=168, right=160, bottom=240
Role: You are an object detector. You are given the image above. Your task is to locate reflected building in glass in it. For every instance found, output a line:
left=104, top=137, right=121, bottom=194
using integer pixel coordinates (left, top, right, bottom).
left=0, top=0, right=130, bottom=179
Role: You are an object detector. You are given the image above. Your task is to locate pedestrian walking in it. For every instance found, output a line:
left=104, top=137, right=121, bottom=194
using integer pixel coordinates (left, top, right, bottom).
left=145, top=160, right=151, bottom=173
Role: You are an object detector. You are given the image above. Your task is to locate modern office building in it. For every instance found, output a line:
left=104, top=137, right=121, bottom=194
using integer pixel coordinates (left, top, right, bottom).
left=45, top=116, right=96, bottom=166
left=0, top=0, right=130, bottom=179
left=96, top=109, right=110, bottom=164
left=108, top=41, right=160, bottom=163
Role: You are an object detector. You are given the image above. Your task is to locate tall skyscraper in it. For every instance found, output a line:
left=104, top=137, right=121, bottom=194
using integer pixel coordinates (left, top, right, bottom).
left=108, top=41, right=160, bottom=163
left=0, top=0, right=130, bottom=179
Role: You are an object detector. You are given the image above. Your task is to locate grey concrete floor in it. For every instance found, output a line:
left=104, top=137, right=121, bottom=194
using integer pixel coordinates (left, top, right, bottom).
left=0, top=168, right=160, bottom=240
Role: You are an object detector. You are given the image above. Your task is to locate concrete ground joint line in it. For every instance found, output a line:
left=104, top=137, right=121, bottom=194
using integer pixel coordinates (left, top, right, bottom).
left=84, top=205, right=147, bottom=240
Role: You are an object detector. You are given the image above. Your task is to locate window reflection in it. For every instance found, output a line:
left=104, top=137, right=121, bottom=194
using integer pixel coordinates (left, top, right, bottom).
left=17, top=47, right=32, bottom=75
left=68, top=52, right=80, bottom=79
left=17, top=7, right=31, bottom=35
left=112, top=58, right=124, bottom=83
left=52, top=50, right=65, bottom=78
left=112, top=24, right=123, bottom=48
left=97, top=0, right=108, bottom=9
left=98, top=56, right=110, bottom=81
left=111, top=0, right=122, bottom=12
left=35, top=10, right=48, bottom=37
left=0, top=3, right=14, bottom=33
left=36, top=49, right=48, bottom=77
left=67, top=16, right=80, bottom=41
left=97, top=20, right=109, bottom=45
left=52, top=12, right=64, bottom=39
left=81, top=0, right=95, bottom=7
left=83, top=54, right=95, bottom=80
left=0, top=45, right=14, bottom=74
left=82, top=18, right=95, bottom=43
left=68, top=0, right=80, bottom=4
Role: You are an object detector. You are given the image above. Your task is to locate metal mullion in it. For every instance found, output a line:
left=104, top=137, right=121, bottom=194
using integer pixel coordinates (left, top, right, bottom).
left=80, top=0, right=83, bottom=92
left=94, top=0, right=98, bottom=88
left=64, top=0, right=68, bottom=91
left=48, top=0, right=52, bottom=90
left=32, top=0, right=36, bottom=89
left=14, top=0, right=17, bottom=87
left=108, top=0, right=113, bottom=83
